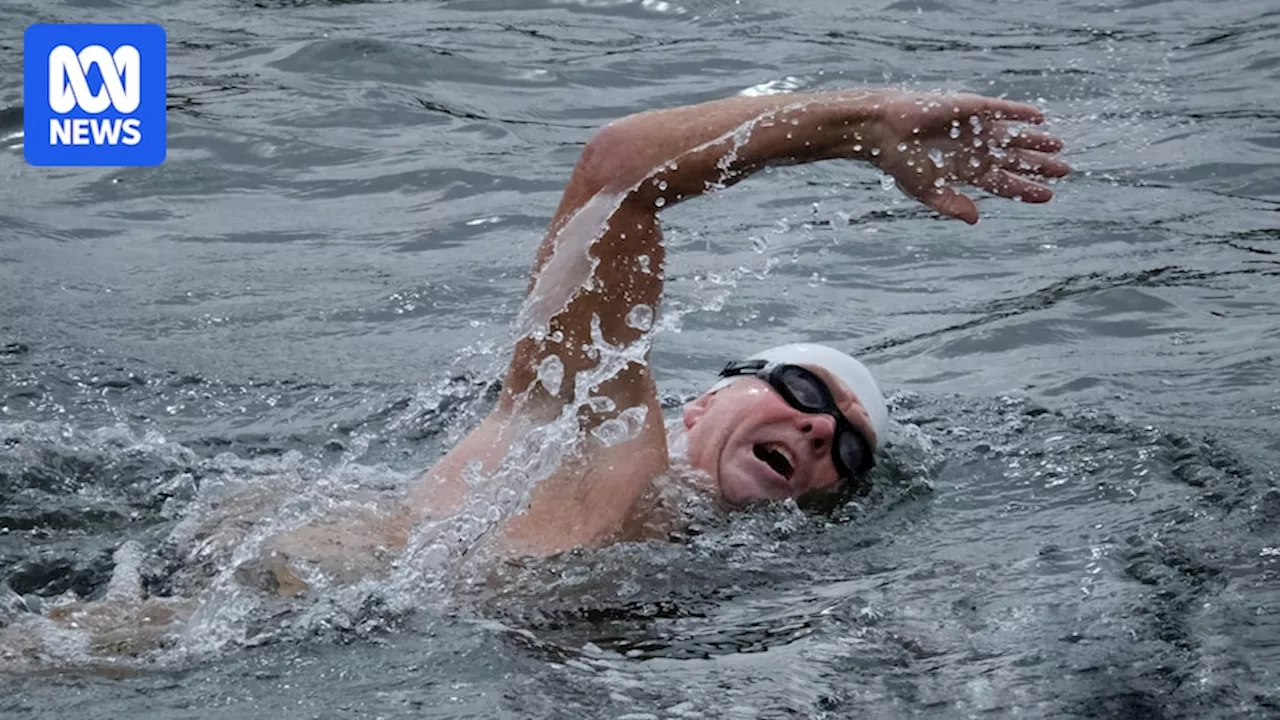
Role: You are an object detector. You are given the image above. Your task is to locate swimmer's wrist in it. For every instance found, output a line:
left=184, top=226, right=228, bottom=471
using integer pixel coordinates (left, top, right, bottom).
left=829, top=90, right=893, bottom=164
left=779, top=90, right=889, bottom=165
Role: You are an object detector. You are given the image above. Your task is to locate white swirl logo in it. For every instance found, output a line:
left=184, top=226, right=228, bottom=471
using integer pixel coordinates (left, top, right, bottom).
left=47, top=44, right=141, bottom=114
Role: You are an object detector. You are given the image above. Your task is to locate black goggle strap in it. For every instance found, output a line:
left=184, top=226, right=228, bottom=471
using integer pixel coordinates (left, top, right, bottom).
left=718, top=359, right=770, bottom=379
left=720, top=360, right=833, bottom=414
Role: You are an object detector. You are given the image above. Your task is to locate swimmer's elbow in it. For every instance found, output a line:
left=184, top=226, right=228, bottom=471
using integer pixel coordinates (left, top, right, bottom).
left=575, top=120, right=652, bottom=195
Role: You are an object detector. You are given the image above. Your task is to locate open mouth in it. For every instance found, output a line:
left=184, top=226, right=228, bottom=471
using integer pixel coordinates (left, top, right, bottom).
left=753, top=442, right=795, bottom=480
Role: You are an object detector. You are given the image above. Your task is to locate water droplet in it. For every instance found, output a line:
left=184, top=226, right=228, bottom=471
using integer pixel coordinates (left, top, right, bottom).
left=751, top=236, right=768, bottom=253
left=626, top=304, right=654, bottom=331
left=654, top=197, right=666, bottom=208
left=928, top=148, right=945, bottom=167
left=934, top=177, right=946, bottom=187
left=536, top=355, right=564, bottom=396
left=588, top=395, right=616, bottom=413
left=590, top=406, right=648, bottom=448
left=949, top=126, right=961, bottom=139
left=637, top=255, right=651, bottom=273
left=657, top=179, right=668, bottom=191
left=897, top=142, right=908, bottom=152
left=969, top=156, right=982, bottom=168
left=852, top=144, right=863, bottom=152
left=879, top=173, right=896, bottom=192
left=870, top=147, right=881, bottom=156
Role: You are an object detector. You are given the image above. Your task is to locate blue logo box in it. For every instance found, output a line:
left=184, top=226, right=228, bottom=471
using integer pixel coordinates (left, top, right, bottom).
left=24, top=23, right=167, bottom=167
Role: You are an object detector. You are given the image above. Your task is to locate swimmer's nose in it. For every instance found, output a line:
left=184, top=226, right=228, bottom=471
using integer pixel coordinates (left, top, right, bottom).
left=798, top=413, right=836, bottom=454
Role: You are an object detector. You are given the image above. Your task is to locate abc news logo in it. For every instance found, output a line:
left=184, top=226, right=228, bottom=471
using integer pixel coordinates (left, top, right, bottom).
left=48, top=44, right=144, bottom=147
left=24, top=24, right=166, bottom=167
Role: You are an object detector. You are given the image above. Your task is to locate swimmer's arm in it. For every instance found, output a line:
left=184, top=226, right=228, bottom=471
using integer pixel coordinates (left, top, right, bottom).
left=577, top=89, right=1065, bottom=222
left=502, top=89, right=1067, bottom=404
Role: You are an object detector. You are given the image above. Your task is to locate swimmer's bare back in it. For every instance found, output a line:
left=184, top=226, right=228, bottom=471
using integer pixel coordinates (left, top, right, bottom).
left=396, top=88, right=1069, bottom=557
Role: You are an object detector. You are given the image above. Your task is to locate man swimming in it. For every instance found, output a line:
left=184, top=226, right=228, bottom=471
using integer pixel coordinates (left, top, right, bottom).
left=386, top=86, right=1070, bottom=558
left=6, top=88, right=1069, bottom=653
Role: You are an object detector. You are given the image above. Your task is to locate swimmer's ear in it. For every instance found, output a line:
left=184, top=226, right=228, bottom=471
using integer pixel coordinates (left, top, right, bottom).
left=682, top=392, right=716, bottom=429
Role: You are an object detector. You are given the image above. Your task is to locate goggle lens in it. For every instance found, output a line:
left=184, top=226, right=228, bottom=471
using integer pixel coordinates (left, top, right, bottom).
left=837, top=432, right=870, bottom=477
left=777, top=365, right=830, bottom=410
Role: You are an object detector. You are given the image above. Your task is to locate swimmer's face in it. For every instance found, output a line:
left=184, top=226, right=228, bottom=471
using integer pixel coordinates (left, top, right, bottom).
left=682, top=364, right=877, bottom=506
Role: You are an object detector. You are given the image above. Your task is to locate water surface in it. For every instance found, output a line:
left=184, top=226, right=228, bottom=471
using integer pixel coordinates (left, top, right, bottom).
left=1, top=0, right=1278, bottom=717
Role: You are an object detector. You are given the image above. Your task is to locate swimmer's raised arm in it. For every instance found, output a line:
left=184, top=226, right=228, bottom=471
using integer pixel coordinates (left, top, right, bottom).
left=502, top=89, right=1068, bottom=408
left=576, top=89, right=1066, bottom=224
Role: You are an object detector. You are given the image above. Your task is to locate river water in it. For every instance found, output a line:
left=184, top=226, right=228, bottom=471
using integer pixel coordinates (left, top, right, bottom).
left=1, top=0, right=1278, bottom=718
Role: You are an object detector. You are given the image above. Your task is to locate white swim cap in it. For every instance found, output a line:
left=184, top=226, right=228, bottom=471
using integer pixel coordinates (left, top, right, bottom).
left=708, top=342, right=889, bottom=450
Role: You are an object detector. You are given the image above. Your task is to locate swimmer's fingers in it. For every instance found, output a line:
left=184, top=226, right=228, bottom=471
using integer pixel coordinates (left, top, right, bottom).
left=920, top=186, right=980, bottom=225
left=975, top=168, right=1055, bottom=203
left=921, top=94, right=1045, bottom=127
left=920, top=167, right=1054, bottom=222
left=881, top=93, right=1046, bottom=140
left=997, top=149, right=1071, bottom=179
left=977, top=97, right=1045, bottom=124
left=1002, top=128, right=1064, bottom=153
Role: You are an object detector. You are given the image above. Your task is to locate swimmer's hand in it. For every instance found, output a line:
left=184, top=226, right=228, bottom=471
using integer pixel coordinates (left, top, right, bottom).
left=862, top=92, right=1070, bottom=224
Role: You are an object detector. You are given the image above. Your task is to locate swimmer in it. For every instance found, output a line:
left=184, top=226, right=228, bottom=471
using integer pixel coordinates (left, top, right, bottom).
left=6, top=87, right=1070, bottom=663
left=389, top=87, right=1070, bottom=557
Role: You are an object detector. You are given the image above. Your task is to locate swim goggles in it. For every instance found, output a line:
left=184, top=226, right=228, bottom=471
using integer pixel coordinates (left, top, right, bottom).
left=717, top=359, right=876, bottom=482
